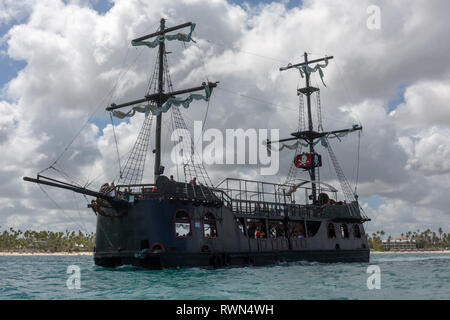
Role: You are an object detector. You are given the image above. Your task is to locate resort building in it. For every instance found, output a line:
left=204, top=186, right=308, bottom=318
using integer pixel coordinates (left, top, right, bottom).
left=382, top=237, right=417, bottom=251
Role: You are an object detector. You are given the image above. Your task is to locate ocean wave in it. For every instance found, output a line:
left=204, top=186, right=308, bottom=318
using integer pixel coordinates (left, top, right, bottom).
left=372, top=253, right=450, bottom=263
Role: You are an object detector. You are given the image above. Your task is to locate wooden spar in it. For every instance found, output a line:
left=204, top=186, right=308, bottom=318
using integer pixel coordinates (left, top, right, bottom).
left=23, top=176, right=119, bottom=202
left=266, top=126, right=363, bottom=145
left=279, top=55, right=334, bottom=71
left=132, top=22, right=193, bottom=42
left=106, top=82, right=219, bottom=111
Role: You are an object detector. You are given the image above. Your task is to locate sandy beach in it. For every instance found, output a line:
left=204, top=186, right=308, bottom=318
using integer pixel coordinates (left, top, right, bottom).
left=0, top=252, right=93, bottom=256
left=1, top=251, right=449, bottom=256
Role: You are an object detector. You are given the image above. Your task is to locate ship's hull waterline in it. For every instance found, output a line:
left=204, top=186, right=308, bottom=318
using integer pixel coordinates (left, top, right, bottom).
left=93, top=198, right=370, bottom=269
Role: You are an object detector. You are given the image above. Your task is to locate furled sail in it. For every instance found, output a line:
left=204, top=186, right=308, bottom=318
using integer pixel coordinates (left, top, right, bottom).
left=131, top=23, right=196, bottom=48
left=280, top=57, right=329, bottom=86
left=112, top=85, right=213, bottom=119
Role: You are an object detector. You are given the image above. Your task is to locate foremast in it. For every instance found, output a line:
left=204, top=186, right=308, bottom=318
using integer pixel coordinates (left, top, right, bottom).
left=106, top=19, right=218, bottom=183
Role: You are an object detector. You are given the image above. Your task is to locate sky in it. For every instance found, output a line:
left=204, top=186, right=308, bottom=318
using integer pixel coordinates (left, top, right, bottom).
left=0, top=0, right=449, bottom=237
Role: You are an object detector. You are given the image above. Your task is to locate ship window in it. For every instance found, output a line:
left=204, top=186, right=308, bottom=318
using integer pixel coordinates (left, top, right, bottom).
left=203, top=212, right=218, bottom=238
left=341, top=224, right=349, bottom=238
left=306, top=221, right=321, bottom=237
left=175, top=210, right=192, bottom=237
left=328, top=223, right=336, bottom=238
left=289, top=221, right=306, bottom=238
left=246, top=219, right=267, bottom=239
left=268, top=221, right=286, bottom=238
left=353, top=224, right=362, bottom=238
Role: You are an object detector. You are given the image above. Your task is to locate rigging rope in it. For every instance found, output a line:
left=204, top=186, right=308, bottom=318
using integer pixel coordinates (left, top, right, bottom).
left=37, top=184, right=90, bottom=234
left=192, top=33, right=213, bottom=135
left=355, top=130, right=361, bottom=195
left=38, top=44, right=144, bottom=180
left=109, top=112, right=122, bottom=180
left=164, top=54, right=214, bottom=187
left=284, top=94, right=305, bottom=186
left=72, top=192, right=89, bottom=234
left=115, top=45, right=160, bottom=185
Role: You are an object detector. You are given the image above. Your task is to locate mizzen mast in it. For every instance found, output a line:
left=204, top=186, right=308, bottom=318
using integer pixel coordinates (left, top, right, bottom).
left=267, top=52, right=362, bottom=204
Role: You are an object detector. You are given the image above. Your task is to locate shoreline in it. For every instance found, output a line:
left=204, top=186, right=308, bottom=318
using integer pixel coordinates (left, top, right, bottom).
left=1, top=250, right=449, bottom=256
left=0, top=252, right=93, bottom=256
left=370, top=250, right=450, bottom=254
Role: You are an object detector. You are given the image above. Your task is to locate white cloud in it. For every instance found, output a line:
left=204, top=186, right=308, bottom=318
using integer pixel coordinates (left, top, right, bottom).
left=0, top=0, right=37, bottom=25
left=403, top=127, right=450, bottom=174
left=391, top=77, right=450, bottom=130
left=363, top=199, right=450, bottom=236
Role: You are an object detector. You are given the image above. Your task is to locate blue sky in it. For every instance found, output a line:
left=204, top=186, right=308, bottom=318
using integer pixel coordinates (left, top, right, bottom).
left=0, top=18, right=26, bottom=90
left=387, top=83, right=408, bottom=113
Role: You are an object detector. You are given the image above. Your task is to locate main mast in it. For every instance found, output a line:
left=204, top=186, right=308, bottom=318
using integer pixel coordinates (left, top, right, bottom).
left=155, top=18, right=165, bottom=181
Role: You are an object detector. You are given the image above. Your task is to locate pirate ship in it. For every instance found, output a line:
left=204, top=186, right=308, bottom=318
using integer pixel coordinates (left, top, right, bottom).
left=24, top=19, right=370, bottom=269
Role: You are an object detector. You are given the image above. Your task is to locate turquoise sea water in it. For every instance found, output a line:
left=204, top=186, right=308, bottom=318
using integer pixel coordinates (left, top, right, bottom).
left=0, top=253, right=449, bottom=299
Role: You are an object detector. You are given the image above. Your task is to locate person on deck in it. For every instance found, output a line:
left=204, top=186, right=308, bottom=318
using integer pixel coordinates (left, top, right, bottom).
left=109, top=183, right=116, bottom=197
left=255, top=227, right=261, bottom=239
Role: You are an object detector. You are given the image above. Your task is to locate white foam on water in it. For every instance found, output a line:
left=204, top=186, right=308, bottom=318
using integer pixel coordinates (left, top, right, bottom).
left=372, top=253, right=450, bottom=263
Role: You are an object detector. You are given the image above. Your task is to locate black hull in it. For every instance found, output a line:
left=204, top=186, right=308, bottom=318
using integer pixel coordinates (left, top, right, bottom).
left=93, top=187, right=370, bottom=270
left=94, top=248, right=369, bottom=269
